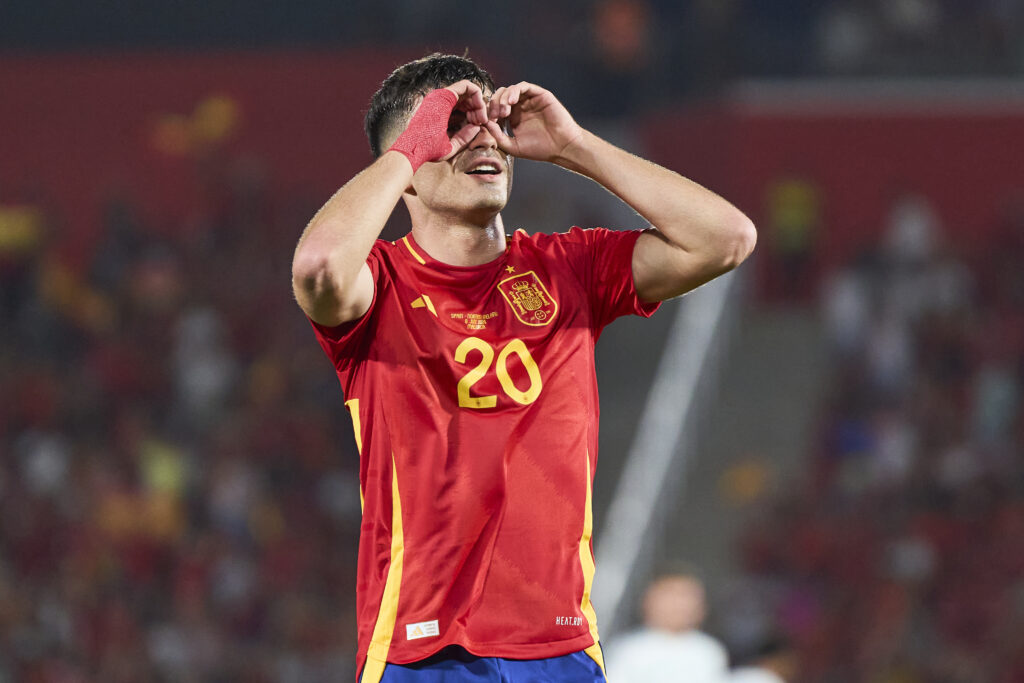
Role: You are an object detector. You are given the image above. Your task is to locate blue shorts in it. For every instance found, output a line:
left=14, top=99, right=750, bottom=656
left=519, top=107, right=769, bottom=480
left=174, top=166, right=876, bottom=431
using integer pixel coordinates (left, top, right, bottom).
left=362, top=646, right=606, bottom=683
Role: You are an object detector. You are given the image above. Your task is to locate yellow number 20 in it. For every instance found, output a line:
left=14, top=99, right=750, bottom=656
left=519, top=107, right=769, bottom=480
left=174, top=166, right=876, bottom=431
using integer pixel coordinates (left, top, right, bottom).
left=453, top=337, right=543, bottom=409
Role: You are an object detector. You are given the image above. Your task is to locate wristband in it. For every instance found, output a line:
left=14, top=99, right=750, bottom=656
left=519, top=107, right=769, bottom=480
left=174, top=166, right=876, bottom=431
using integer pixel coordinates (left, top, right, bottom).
left=388, top=89, right=459, bottom=172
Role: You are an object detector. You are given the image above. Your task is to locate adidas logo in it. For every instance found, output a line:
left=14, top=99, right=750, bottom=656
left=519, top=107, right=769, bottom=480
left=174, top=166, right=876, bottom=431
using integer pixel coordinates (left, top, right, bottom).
left=406, top=619, right=440, bottom=640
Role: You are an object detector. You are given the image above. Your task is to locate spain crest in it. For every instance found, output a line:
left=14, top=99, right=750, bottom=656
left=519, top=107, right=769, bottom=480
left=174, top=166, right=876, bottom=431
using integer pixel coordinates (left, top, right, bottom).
left=497, top=270, right=558, bottom=326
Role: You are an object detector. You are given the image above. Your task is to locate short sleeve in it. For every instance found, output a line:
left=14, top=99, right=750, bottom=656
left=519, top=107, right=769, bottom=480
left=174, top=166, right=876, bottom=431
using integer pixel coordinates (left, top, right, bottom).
left=307, top=246, right=386, bottom=373
left=559, top=226, right=661, bottom=331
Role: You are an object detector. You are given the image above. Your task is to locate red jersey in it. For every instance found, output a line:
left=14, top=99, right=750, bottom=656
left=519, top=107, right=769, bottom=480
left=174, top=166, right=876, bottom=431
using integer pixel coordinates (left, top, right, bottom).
left=310, top=227, right=659, bottom=681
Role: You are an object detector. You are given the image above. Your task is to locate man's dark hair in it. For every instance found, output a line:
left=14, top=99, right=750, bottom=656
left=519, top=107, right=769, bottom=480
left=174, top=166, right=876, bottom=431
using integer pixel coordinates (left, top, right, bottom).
left=365, top=53, right=495, bottom=158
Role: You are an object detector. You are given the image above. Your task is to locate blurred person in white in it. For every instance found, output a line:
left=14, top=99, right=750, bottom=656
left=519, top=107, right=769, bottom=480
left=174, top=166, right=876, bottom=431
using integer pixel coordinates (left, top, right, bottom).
left=728, top=636, right=797, bottom=683
left=882, top=192, right=971, bottom=323
left=172, top=305, right=238, bottom=431
left=604, top=569, right=728, bottom=683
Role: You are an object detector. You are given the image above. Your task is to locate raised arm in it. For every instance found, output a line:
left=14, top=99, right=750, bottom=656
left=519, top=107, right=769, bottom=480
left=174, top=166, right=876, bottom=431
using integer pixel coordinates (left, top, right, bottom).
left=292, top=81, right=488, bottom=326
left=484, top=82, right=756, bottom=302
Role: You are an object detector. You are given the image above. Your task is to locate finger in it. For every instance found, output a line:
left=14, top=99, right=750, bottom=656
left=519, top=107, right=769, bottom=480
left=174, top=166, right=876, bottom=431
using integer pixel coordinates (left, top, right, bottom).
left=509, top=81, right=549, bottom=111
left=445, top=79, right=479, bottom=98
left=507, top=84, right=522, bottom=108
left=465, top=93, right=488, bottom=125
left=446, top=80, right=487, bottom=123
left=484, top=120, right=517, bottom=156
left=462, top=93, right=488, bottom=125
left=499, top=85, right=518, bottom=118
left=488, top=87, right=506, bottom=122
left=444, top=123, right=482, bottom=159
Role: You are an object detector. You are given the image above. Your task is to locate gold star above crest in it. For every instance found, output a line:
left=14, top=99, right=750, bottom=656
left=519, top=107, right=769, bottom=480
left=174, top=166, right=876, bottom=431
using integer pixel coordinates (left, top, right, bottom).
left=505, top=265, right=516, bottom=273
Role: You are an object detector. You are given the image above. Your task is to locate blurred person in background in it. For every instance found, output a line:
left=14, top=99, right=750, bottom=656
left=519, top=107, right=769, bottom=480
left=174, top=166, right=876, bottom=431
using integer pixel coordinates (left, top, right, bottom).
left=728, top=636, right=797, bottom=683
left=291, top=52, right=755, bottom=683
left=604, top=569, right=729, bottom=683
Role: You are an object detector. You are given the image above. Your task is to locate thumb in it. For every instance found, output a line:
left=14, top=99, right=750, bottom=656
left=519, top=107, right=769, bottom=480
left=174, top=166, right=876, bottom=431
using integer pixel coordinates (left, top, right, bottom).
left=484, top=120, right=517, bottom=156
left=443, top=124, right=482, bottom=160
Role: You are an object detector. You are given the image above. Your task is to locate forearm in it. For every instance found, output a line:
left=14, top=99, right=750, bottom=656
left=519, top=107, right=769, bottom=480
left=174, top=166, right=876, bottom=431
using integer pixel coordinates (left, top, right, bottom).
left=555, top=130, right=751, bottom=254
left=553, top=129, right=756, bottom=299
left=292, top=81, right=489, bottom=324
left=291, top=151, right=412, bottom=324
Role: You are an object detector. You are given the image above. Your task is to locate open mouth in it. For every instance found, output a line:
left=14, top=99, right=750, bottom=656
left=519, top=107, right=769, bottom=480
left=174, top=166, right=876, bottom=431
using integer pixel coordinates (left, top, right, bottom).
left=465, top=164, right=501, bottom=176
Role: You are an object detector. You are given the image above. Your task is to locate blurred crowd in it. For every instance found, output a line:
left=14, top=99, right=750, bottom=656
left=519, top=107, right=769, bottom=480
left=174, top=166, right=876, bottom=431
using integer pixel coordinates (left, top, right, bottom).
left=4, top=0, right=1024, bottom=111
left=727, top=196, right=1024, bottom=682
left=2, top=1, right=1024, bottom=676
left=0, top=160, right=364, bottom=682
left=6, top=161, right=1021, bottom=682
left=512, top=0, right=1024, bottom=114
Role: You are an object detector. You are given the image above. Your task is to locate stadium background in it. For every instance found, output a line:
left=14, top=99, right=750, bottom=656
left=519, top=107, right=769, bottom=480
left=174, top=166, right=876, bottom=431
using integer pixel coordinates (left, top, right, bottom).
left=1, top=1, right=1023, bottom=681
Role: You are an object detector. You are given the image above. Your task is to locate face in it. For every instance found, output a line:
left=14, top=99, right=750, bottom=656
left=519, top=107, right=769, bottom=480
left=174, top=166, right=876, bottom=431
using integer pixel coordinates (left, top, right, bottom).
left=642, top=575, right=707, bottom=633
left=394, top=91, right=514, bottom=223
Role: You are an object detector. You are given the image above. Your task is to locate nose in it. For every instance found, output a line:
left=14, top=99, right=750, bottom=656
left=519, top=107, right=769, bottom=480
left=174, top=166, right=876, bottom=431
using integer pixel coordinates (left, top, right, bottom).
left=468, top=124, right=498, bottom=150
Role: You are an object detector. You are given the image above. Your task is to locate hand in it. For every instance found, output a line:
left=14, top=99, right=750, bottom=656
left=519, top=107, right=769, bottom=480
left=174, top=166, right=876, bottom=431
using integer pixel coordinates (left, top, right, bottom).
left=388, top=80, right=489, bottom=171
left=483, top=82, right=584, bottom=163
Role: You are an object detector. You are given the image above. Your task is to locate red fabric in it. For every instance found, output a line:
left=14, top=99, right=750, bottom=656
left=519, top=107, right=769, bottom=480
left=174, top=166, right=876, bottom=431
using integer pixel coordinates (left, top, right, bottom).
left=387, top=89, right=459, bottom=172
left=309, top=228, right=658, bottom=671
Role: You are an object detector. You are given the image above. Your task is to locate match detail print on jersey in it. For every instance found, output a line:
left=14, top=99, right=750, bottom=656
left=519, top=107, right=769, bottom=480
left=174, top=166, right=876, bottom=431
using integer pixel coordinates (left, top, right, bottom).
left=497, top=270, right=558, bottom=326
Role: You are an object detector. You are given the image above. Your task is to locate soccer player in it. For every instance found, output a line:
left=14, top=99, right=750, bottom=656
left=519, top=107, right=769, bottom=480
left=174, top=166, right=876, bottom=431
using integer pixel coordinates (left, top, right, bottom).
left=604, top=570, right=729, bottom=683
left=291, top=54, right=755, bottom=683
